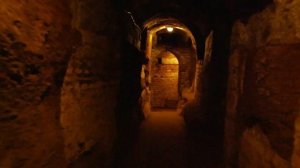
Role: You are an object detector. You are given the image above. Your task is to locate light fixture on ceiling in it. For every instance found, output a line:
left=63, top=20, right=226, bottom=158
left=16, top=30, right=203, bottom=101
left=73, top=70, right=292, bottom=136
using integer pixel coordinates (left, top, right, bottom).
left=166, top=27, right=174, bottom=32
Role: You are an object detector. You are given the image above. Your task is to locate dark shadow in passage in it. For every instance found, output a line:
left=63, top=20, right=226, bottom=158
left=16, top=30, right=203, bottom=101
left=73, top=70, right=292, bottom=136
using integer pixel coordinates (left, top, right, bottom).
left=112, top=41, right=148, bottom=168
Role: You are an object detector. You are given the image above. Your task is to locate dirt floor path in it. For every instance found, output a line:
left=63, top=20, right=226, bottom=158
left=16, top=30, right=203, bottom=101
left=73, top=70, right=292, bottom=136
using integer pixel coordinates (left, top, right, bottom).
left=123, top=109, right=223, bottom=168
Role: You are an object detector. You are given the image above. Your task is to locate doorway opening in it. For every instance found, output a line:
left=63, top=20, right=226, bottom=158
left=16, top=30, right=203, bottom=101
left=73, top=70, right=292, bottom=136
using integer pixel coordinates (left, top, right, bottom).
left=140, top=17, right=198, bottom=115
left=151, top=51, right=179, bottom=108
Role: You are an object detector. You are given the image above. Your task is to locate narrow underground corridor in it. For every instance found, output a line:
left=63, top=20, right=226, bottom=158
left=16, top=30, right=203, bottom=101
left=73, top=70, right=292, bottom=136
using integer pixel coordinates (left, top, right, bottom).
left=114, top=18, right=223, bottom=168
left=1, top=0, right=300, bottom=168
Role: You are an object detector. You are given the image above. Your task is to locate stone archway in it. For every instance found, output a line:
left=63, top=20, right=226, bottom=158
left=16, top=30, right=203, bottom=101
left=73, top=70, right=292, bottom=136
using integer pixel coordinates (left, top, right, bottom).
left=140, top=16, right=198, bottom=115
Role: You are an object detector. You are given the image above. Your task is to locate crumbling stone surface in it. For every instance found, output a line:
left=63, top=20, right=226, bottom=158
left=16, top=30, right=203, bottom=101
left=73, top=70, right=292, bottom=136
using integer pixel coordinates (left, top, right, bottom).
left=0, top=0, right=80, bottom=167
left=61, top=34, right=120, bottom=164
left=239, top=126, right=290, bottom=168
left=226, top=0, right=300, bottom=167
left=236, top=44, right=300, bottom=162
left=60, top=0, right=122, bottom=166
left=0, top=0, right=122, bottom=167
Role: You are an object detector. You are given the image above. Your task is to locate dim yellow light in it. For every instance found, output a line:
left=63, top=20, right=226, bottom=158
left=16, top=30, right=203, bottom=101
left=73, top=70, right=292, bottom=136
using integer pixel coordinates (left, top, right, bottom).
left=161, top=52, right=179, bottom=64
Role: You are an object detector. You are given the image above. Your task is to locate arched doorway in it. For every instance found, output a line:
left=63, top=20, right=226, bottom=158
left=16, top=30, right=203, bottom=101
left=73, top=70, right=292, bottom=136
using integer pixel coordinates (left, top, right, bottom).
left=151, top=51, right=179, bottom=108
left=140, top=16, right=198, bottom=114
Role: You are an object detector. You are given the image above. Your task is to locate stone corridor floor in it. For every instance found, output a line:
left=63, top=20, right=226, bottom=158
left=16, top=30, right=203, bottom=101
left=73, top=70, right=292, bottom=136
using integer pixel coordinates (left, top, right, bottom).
left=71, top=109, right=224, bottom=168
left=122, top=109, right=224, bottom=168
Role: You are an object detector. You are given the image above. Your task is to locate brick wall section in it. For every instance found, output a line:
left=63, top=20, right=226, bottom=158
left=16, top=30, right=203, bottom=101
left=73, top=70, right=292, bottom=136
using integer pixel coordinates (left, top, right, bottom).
left=175, top=48, right=196, bottom=90
left=150, top=48, right=196, bottom=107
left=151, top=64, right=179, bottom=108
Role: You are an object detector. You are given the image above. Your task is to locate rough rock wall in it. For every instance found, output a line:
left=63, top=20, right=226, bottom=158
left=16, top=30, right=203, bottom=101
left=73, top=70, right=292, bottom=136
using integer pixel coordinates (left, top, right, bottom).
left=60, top=33, right=120, bottom=164
left=0, top=0, right=79, bottom=167
left=0, top=0, right=125, bottom=167
left=184, top=20, right=231, bottom=131
left=61, top=0, right=121, bottom=166
left=226, top=0, right=300, bottom=167
left=239, top=126, right=290, bottom=168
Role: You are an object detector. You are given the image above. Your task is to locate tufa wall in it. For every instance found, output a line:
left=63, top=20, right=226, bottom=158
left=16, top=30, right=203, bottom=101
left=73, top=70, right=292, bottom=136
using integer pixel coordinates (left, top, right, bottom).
left=61, top=0, right=121, bottom=166
left=0, top=0, right=79, bottom=167
left=225, top=0, right=300, bottom=167
left=0, top=0, right=128, bottom=167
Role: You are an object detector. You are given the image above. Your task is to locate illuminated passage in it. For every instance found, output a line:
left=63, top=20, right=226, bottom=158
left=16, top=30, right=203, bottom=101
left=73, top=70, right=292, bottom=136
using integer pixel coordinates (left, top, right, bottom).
left=151, top=51, right=179, bottom=108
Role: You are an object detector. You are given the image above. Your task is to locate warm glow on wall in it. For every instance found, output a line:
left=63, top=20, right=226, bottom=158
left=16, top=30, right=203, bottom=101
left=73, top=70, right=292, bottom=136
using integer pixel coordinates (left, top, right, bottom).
left=161, top=52, right=179, bottom=64
left=167, top=27, right=174, bottom=32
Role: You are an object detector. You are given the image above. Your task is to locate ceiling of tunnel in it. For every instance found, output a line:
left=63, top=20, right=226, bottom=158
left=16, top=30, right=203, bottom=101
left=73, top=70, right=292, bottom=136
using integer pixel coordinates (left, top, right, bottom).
left=116, top=0, right=273, bottom=59
left=115, top=0, right=273, bottom=22
left=114, top=0, right=273, bottom=55
left=144, top=17, right=184, bottom=29
left=144, top=17, right=197, bottom=50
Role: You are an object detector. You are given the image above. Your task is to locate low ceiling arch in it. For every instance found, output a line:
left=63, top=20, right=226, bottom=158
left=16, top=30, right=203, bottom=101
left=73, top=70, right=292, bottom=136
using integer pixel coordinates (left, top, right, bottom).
left=144, top=16, right=197, bottom=51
